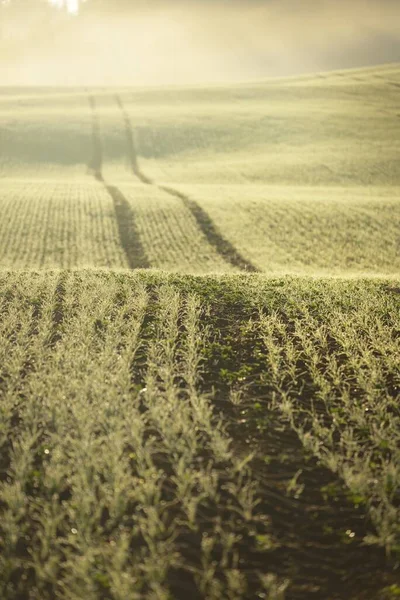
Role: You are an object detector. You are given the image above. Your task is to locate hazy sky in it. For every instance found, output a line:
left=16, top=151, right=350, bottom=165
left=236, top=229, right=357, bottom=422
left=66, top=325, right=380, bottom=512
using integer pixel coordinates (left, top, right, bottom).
left=49, top=0, right=79, bottom=14
left=1, top=0, right=400, bottom=85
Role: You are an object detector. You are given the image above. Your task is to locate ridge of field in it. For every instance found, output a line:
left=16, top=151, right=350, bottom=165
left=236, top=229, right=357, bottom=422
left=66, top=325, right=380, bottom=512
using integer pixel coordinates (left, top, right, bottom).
left=257, top=62, right=400, bottom=87
left=88, top=63, right=400, bottom=187
left=0, top=270, right=399, bottom=600
left=1, top=64, right=399, bottom=275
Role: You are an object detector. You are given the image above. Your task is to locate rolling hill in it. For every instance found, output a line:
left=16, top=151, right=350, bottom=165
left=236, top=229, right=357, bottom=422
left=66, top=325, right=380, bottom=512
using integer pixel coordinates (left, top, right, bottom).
left=0, top=64, right=399, bottom=600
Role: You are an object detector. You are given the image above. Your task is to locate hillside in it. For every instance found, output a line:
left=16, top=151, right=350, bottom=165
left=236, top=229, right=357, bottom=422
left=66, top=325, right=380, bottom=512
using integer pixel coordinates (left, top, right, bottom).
left=0, top=65, right=399, bottom=600
left=1, top=63, right=400, bottom=275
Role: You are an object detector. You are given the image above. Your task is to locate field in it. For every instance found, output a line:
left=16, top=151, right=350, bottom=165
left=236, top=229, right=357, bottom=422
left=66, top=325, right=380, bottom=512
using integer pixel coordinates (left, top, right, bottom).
left=0, top=63, right=399, bottom=599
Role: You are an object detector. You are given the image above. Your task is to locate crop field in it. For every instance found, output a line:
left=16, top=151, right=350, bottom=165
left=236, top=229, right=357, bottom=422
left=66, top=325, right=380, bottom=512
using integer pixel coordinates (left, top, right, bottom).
left=0, top=64, right=399, bottom=599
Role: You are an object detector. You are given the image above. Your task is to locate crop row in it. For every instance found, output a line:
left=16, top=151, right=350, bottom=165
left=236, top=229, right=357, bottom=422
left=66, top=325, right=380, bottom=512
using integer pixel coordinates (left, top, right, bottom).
left=256, top=284, right=400, bottom=554
left=117, top=184, right=237, bottom=273
left=0, top=182, right=128, bottom=269
left=0, top=271, right=286, bottom=600
left=187, top=186, right=400, bottom=275
left=0, top=179, right=246, bottom=273
left=197, top=275, right=400, bottom=559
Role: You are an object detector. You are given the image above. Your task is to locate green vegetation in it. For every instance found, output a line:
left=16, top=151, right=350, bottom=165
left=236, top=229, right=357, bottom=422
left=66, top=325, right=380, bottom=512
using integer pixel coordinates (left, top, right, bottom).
left=1, top=65, right=400, bottom=274
left=0, top=181, right=126, bottom=269
left=0, top=64, right=399, bottom=598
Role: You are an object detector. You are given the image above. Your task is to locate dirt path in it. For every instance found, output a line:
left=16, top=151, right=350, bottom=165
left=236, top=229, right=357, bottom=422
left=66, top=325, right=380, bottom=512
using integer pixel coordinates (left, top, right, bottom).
left=114, top=94, right=260, bottom=273
left=88, top=94, right=150, bottom=269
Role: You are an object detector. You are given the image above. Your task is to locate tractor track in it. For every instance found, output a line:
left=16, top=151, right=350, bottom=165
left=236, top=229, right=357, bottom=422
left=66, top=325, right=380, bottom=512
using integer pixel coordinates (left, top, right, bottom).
left=114, top=94, right=153, bottom=185
left=105, top=183, right=150, bottom=269
left=114, top=94, right=260, bottom=273
left=87, top=94, right=103, bottom=182
left=88, top=94, right=150, bottom=270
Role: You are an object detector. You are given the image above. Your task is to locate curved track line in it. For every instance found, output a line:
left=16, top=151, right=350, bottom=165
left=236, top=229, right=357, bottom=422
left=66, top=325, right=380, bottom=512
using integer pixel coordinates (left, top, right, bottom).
left=87, top=94, right=150, bottom=269
left=105, top=184, right=150, bottom=269
left=114, top=94, right=260, bottom=273
left=88, top=94, right=103, bottom=182
left=114, top=95, right=153, bottom=185
left=159, top=185, right=259, bottom=272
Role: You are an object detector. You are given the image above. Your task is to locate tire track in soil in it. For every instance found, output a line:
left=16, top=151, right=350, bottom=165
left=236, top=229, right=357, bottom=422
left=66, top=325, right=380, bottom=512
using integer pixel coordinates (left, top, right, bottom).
left=88, top=94, right=150, bottom=269
left=88, top=94, right=103, bottom=182
left=203, top=303, right=399, bottom=599
left=114, top=94, right=153, bottom=185
left=114, top=94, right=260, bottom=273
left=105, top=183, right=150, bottom=269
left=112, top=96, right=397, bottom=596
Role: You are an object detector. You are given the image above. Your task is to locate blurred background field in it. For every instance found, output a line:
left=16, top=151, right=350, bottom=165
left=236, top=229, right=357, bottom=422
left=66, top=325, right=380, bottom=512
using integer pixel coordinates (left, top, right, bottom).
left=0, top=64, right=399, bottom=276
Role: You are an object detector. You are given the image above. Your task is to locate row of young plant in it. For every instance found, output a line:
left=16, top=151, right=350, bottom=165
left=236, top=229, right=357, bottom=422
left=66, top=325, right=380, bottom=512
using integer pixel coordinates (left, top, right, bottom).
left=117, top=186, right=231, bottom=274
left=0, top=272, right=286, bottom=600
left=245, top=280, right=400, bottom=556
left=0, top=182, right=127, bottom=270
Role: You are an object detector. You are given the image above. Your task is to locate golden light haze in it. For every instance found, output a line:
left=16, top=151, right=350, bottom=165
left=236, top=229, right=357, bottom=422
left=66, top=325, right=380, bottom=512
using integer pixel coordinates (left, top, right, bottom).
left=49, top=0, right=79, bottom=14
left=1, top=0, right=400, bottom=85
